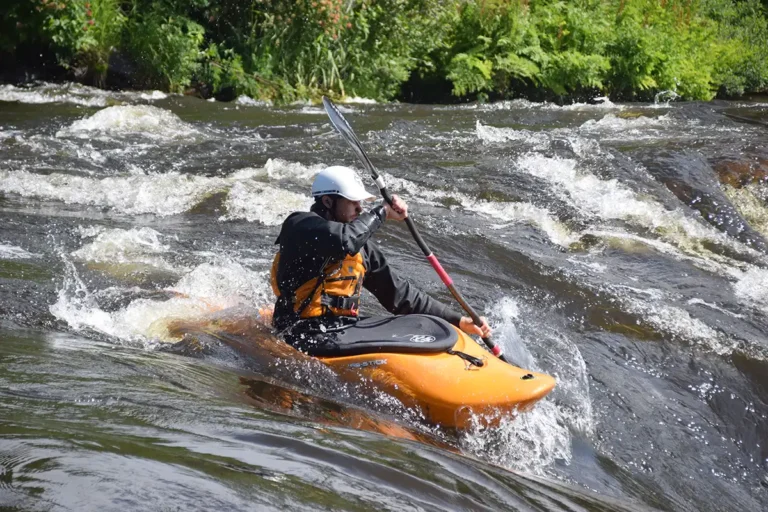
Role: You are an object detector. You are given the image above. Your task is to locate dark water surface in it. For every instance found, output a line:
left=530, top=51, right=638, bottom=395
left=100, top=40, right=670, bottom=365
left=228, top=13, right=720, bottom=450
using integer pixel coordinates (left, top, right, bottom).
left=1, top=83, right=767, bottom=511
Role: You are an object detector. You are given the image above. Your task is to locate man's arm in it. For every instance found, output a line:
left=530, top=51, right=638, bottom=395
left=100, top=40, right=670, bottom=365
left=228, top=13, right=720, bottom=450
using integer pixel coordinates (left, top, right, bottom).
left=363, top=244, right=462, bottom=326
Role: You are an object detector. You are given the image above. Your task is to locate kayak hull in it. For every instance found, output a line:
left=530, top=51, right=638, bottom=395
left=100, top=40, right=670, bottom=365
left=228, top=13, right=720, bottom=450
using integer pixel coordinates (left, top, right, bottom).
left=319, top=327, right=556, bottom=429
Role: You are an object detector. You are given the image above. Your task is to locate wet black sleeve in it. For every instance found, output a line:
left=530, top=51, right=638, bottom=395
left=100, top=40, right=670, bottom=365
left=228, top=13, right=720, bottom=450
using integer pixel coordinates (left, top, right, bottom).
left=283, top=206, right=386, bottom=259
left=363, top=244, right=462, bottom=326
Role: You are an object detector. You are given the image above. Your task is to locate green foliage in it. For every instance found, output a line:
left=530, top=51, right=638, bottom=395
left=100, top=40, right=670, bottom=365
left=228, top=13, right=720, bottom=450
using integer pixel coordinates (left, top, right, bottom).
left=1, top=0, right=767, bottom=102
left=701, top=0, right=768, bottom=95
left=441, top=1, right=538, bottom=96
left=531, top=1, right=613, bottom=96
left=439, top=0, right=768, bottom=101
left=204, top=0, right=454, bottom=101
left=38, top=0, right=126, bottom=85
left=124, top=4, right=204, bottom=92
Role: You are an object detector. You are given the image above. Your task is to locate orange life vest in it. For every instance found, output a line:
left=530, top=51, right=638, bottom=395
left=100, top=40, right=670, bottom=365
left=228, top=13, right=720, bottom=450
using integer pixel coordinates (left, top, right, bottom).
left=271, top=252, right=366, bottom=318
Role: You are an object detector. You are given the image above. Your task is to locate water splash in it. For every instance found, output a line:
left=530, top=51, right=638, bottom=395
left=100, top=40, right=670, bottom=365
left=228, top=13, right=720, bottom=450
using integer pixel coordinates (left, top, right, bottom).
left=0, top=168, right=229, bottom=216
left=578, top=113, right=673, bottom=133
left=383, top=172, right=578, bottom=247
left=235, top=95, right=271, bottom=107
left=723, top=183, right=768, bottom=240
left=0, top=243, right=40, bottom=260
left=56, top=105, right=200, bottom=140
left=459, top=296, right=594, bottom=473
left=731, top=266, right=768, bottom=314
left=71, top=227, right=177, bottom=273
left=514, top=154, right=763, bottom=264
left=0, top=160, right=319, bottom=223
left=50, top=253, right=269, bottom=345
left=0, top=82, right=168, bottom=107
left=476, top=121, right=550, bottom=149
left=0, top=83, right=110, bottom=107
left=459, top=96, right=623, bottom=112
left=223, top=182, right=312, bottom=225
left=654, top=90, right=680, bottom=106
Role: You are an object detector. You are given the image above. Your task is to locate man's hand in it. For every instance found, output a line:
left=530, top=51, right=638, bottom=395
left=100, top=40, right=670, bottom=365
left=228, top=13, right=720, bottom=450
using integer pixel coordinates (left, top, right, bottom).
left=383, top=195, right=408, bottom=221
left=459, top=316, right=492, bottom=337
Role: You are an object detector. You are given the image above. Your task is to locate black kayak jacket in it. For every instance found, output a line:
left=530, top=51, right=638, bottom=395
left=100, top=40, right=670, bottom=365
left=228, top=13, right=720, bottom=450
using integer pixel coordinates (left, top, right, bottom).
left=272, top=205, right=462, bottom=332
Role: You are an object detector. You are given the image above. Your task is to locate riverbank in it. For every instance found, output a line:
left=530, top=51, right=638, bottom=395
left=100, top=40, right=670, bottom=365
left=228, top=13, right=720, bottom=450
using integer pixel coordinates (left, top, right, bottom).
left=2, top=0, right=768, bottom=105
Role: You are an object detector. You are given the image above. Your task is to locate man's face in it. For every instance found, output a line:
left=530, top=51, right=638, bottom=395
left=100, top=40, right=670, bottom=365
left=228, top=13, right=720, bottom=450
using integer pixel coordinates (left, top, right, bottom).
left=331, top=197, right=363, bottom=222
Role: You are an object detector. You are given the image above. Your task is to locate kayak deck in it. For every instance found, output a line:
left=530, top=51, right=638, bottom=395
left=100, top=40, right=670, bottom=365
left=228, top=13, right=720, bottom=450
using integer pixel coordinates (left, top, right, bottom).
left=319, top=327, right=556, bottom=429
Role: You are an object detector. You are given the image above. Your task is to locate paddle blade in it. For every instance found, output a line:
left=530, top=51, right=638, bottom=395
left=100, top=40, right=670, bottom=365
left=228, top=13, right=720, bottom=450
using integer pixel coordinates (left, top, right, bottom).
left=322, top=96, right=380, bottom=179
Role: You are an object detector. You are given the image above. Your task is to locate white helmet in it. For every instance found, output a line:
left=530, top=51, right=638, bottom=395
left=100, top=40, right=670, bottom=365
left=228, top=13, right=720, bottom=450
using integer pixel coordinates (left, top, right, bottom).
left=311, top=166, right=375, bottom=202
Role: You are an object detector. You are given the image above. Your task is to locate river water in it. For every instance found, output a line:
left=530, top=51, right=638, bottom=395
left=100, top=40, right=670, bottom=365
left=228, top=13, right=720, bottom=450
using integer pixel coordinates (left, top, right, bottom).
left=1, top=82, right=767, bottom=511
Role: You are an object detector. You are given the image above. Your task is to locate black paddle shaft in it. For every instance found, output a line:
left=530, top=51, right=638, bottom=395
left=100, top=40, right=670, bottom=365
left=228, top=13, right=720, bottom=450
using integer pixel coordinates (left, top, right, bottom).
left=321, top=96, right=507, bottom=362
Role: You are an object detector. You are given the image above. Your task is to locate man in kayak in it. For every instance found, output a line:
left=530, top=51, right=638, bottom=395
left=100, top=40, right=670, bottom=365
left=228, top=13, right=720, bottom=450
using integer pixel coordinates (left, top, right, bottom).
left=270, top=165, right=492, bottom=355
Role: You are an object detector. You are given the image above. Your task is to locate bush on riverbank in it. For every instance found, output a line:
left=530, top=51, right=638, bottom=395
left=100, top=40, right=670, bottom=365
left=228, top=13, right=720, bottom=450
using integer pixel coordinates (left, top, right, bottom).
left=1, top=0, right=767, bottom=103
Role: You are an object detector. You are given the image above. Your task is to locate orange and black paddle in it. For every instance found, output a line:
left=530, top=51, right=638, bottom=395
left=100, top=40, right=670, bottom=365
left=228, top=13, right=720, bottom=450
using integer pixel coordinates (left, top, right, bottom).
left=322, top=96, right=508, bottom=363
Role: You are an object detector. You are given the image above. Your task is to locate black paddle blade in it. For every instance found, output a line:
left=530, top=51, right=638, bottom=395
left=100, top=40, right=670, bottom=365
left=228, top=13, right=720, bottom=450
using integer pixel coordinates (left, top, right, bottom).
left=322, top=96, right=380, bottom=179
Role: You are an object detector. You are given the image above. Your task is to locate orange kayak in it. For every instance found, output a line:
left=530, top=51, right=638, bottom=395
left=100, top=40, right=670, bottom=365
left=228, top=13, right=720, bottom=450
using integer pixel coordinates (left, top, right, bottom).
left=168, top=308, right=555, bottom=430
left=319, top=325, right=556, bottom=429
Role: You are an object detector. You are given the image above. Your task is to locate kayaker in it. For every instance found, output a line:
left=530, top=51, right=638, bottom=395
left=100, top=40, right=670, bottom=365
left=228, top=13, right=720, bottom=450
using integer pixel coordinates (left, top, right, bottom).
left=270, top=165, right=492, bottom=355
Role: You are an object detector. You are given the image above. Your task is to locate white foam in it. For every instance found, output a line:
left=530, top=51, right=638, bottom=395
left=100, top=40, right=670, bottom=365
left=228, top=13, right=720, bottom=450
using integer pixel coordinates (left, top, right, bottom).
left=583, top=228, right=744, bottom=277
left=474, top=98, right=543, bottom=110
left=0, top=82, right=170, bottom=107
left=261, top=158, right=325, bottom=182
left=76, top=225, right=107, bottom=238
left=0, top=243, right=39, bottom=260
left=475, top=201, right=579, bottom=247
left=460, top=296, right=593, bottom=473
left=0, top=168, right=228, bottom=216
left=469, top=96, right=622, bottom=112
left=561, top=96, right=621, bottom=111
left=686, top=298, right=745, bottom=319
left=224, top=182, right=312, bottom=225
left=0, top=83, right=108, bottom=107
left=138, top=91, right=168, bottom=101
left=169, top=260, right=271, bottom=308
left=722, top=183, right=768, bottom=239
left=731, top=266, right=768, bottom=313
left=514, top=154, right=759, bottom=259
left=579, top=113, right=673, bottom=132
left=51, top=255, right=271, bottom=344
left=71, top=227, right=177, bottom=272
left=605, top=283, right=735, bottom=355
left=0, top=160, right=327, bottom=224
left=476, top=121, right=550, bottom=149
left=517, top=153, right=669, bottom=223
left=567, top=256, right=607, bottom=274
left=235, top=95, right=270, bottom=107
left=340, top=96, right=377, bottom=104
left=56, top=105, right=200, bottom=140
left=567, top=136, right=610, bottom=159
left=228, top=159, right=325, bottom=185
left=383, top=172, right=577, bottom=247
